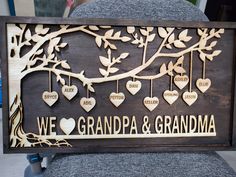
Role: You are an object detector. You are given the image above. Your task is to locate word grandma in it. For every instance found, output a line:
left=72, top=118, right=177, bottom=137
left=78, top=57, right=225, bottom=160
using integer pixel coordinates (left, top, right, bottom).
left=154, top=115, right=215, bottom=134
left=37, top=115, right=216, bottom=136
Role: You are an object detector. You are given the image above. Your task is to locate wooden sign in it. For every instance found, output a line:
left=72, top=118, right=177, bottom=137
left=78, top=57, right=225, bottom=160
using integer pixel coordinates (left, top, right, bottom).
left=1, top=17, right=236, bottom=153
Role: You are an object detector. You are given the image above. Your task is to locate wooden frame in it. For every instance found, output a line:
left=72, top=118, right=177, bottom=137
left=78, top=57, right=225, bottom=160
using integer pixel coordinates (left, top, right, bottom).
left=1, top=16, right=236, bottom=153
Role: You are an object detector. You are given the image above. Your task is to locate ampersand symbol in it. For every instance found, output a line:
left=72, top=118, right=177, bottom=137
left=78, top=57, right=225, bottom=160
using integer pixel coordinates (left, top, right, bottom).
left=142, top=116, right=151, bottom=134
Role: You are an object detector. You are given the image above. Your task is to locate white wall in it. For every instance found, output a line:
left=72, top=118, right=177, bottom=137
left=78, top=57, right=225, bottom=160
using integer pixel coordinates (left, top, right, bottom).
left=197, top=0, right=208, bottom=12
left=14, top=0, right=35, bottom=16
left=0, top=0, right=10, bottom=15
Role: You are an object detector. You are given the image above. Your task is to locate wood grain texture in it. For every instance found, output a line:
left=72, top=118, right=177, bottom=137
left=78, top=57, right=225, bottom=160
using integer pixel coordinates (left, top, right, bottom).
left=0, top=16, right=236, bottom=153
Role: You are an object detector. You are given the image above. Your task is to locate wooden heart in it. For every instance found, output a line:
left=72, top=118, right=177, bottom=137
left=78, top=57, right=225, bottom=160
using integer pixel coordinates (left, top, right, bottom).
left=143, top=97, right=159, bottom=112
left=182, top=91, right=198, bottom=106
left=196, top=78, right=211, bottom=93
left=80, top=97, right=96, bottom=112
left=60, top=118, right=75, bottom=135
left=126, top=80, right=142, bottom=95
left=174, top=75, right=189, bottom=90
left=62, top=85, right=78, bottom=100
left=163, top=90, right=179, bottom=105
left=42, top=91, right=58, bottom=107
left=109, top=92, right=125, bottom=107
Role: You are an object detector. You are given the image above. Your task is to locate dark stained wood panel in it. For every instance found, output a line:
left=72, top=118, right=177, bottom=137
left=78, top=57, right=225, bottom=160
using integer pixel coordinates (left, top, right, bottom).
left=0, top=16, right=236, bottom=153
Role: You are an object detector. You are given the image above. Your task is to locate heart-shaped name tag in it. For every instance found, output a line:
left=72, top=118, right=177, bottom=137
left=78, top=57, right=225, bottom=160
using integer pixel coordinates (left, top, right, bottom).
left=80, top=97, right=96, bottom=112
left=42, top=91, right=59, bottom=107
left=60, top=118, right=75, bottom=135
left=109, top=92, right=125, bottom=107
left=196, top=78, right=211, bottom=93
left=62, top=85, right=78, bottom=100
left=182, top=91, right=198, bottom=106
left=163, top=90, right=179, bottom=105
left=143, top=97, right=159, bottom=111
left=174, top=75, right=189, bottom=90
left=126, top=80, right=142, bottom=95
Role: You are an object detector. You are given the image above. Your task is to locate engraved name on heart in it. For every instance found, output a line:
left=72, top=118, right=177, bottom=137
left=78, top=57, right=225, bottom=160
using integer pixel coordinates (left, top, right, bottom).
left=62, top=85, right=78, bottom=100
left=163, top=90, right=179, bottom=105
left=80, top=97, right=96, bottom=112
left=42, top=91, right=59, bottom=107
left=126, top=80, right=142, bottom=95
left=60, top=118, right=76, bottom=135
left=196, top=78, right=211, bottom=93
left=143, top=97, right=159, bottom=112
left=174, top=75, right=189, bottom=90
left=109, top=92, right=125, bottom=107
left=182, top=91, right=198, bottom=106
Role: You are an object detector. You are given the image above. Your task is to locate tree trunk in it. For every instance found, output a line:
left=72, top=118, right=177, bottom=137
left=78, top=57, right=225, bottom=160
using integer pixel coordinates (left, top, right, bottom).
left=8, top=62, right=31, bottom=147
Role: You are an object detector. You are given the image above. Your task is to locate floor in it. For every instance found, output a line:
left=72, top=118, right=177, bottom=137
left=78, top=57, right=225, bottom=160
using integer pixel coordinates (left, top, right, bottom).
left=0, top=109, right=236, bottom=177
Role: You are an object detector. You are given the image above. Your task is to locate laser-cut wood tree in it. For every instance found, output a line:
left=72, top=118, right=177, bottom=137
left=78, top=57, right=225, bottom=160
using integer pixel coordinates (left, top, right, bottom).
left=7, top=23, right=224, bottom=147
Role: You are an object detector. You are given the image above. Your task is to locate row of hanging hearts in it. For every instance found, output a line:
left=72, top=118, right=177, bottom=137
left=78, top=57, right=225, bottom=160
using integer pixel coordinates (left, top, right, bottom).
left=42, top=75, right=211, bottom=112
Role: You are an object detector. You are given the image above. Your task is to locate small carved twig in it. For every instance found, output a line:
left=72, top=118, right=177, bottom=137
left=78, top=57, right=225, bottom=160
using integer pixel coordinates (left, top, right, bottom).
left=134, top=56, right=185, bottom=80
left=99, top=49, right=129, bottom=77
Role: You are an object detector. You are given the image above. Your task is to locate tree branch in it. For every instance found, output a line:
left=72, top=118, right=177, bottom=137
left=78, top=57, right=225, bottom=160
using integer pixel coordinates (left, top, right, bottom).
left=134, top=59, right=182, bottom=80
left=20, top=27, right=222, bottom=92
left=21, top=25, right=126, bottom=64
left=158, top=30, right=220, bottom=58
left=21, top=29, right=181, bottom=86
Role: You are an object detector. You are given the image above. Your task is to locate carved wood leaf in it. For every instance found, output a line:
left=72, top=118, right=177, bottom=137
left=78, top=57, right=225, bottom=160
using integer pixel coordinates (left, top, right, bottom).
left=197, top=29, right=203, bottom=36
left=48, top=37, right=61, bottom=54
left=120, top=53, right=129, bottom=59
left=35, top=25, right=43, bottom=34
left=99, top=56, right=111, bottom=67
left=146, top=27, right=154, bottom=32
left=40, top=28, right=50, bottom=35
left=58, top=77, right=65, bottom=85
left=32, top=35, right=42, bottom=42
left=166, top=27, right=174, bottom=32
left=174, top=40, right=186, bottom=48
left=147, top=34, right=156, bottom=42
left=89, top=26, right=99, bottom=31
left=105, top=29, right=114, bottom=37
left=179, top=29, right=188, bottom=40
left=25, top=29, right=31, bottom=40
left=127, top=26, right=135, bottom=34
left=88, top=84, right=95, bottom=92
left=166, top=44, right=172, bottom=49
left=160, top=63, right=167, bottom=73
left=210, top=41, right=217, bottom=48
left=140, top=29, right=148, bottom=36
left=218, top=29, right=224, bottom=34
left=109, top=44, right=117, bottom=50
left=174, top=66, right=185, bottom=74
left=182, top=36, right=192, bottom=42
left=99, top=68, right=108, bottom=77
left=177, top=56, right=184, bottom=63
left=212, top=50, right=221, bottom=57
left=158, top=27, right=168, bottom=38
left=168, top=33, right=175, bottom=43
left=206, top=55, right=213, bottom=61
left=109, top=67, right=119, bottom=73
left=99, top=26, right=111, bottom=29
left=95, top=36, right=102, bottom=47
left=121, top=36, right=131, bottom=42
left=114, top=31, right=121, bottom=38
left=210, top=29, right=215, bottom=35
left=61, top=61, right=70, bottom=69
left=28, top=59, right=37, bottom=66
left=200, top=53, right=206, bottom=61
left=35, top=49, right=43, bottom=55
